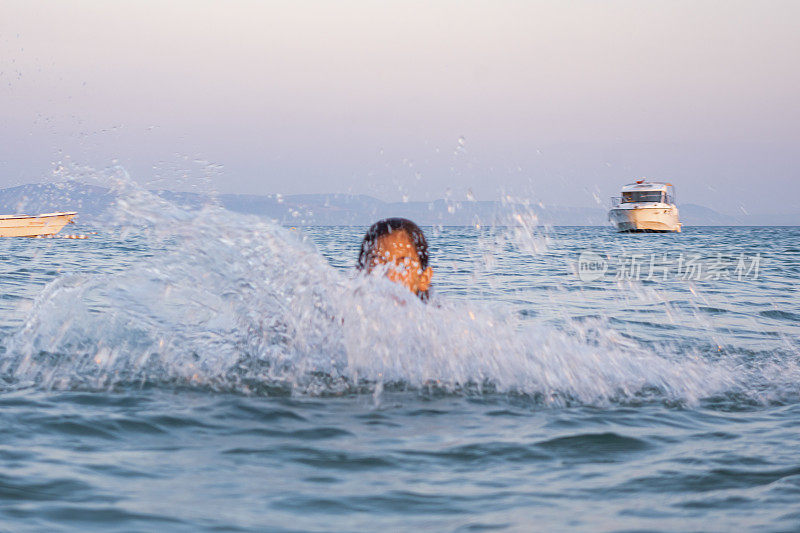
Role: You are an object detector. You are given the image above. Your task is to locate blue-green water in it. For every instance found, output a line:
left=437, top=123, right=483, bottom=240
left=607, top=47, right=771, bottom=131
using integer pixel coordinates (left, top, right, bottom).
left=0, top=187, right=798, bottom=531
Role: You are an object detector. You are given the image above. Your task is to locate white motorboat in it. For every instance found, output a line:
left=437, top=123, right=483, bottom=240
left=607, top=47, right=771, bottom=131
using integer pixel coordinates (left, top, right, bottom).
left=0, top=212, right=77, bottom=237
left=608, top=180, right=681, bottom=233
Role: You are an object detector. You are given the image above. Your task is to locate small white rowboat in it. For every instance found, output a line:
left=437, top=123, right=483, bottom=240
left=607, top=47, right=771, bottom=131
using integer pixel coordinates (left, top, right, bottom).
left=0, top=212, right=78, bottom=237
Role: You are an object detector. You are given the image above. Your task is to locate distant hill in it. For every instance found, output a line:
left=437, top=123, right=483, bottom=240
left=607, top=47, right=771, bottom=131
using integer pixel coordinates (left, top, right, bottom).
left=0, top=181, right=795, bottom=226
left=678, top=203, right=741, bottom=226
left=0, top=182, right=115, bottom=219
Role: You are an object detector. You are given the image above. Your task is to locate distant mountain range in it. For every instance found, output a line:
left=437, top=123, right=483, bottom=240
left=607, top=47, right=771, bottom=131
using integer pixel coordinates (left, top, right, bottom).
left=0, top=182, right=796, bottom=227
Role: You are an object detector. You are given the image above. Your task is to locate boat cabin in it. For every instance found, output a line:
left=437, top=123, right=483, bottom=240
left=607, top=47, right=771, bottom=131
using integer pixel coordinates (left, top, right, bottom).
left=613, top=180, right=675, bottom=206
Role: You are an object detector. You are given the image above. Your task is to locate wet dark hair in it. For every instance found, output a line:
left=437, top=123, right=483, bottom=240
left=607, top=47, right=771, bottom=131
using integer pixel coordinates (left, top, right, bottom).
left=357, top=218, right=429, bottom=271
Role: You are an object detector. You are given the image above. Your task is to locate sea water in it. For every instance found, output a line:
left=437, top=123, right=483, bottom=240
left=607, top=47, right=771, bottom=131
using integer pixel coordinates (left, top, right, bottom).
left=0, top=178, right=798, bottom=532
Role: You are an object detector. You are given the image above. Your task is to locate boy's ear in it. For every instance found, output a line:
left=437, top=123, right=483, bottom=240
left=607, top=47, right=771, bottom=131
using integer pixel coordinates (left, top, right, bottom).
left=418, top=266, right=433, bottom=292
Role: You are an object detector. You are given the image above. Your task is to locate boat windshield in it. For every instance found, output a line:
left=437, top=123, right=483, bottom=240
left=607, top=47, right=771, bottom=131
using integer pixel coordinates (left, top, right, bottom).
left=622, top=191, right=664, bottom=203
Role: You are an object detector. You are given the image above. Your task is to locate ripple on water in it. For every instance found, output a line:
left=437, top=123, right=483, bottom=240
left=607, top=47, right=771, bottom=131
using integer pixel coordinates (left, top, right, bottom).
left=247, top=445, right=398, bottom=471
left=32, top=507, right=191, bottom=530
left=617, top=465, right=800, bottom=494
left=273, top=490, right=474, bottom=515
left=760, top=309, right=800, bottom=322
left=399, top=442, right=551, bottom=466
left=228, top=426, right=353, bottom=440
left=0, top=473, right=111, bottom=504
left=535, top=432, right=652, bottom=460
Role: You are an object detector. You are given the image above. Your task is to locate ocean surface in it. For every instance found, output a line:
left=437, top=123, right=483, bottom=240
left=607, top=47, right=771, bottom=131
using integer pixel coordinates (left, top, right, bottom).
left=0, top=183, right=799, bottom=532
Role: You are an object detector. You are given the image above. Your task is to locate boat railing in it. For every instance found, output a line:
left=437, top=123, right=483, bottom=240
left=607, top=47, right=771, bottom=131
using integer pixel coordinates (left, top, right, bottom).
left=610, top=196, right=622, bottom=208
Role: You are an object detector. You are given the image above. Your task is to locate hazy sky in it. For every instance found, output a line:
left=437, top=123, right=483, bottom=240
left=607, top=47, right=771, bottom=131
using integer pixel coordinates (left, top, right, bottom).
left=1, top=0, right=798, bottom=214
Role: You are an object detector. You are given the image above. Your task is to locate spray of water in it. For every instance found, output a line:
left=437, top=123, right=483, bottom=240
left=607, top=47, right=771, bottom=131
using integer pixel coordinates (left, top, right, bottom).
left=0, top=167, right=795, bottom=405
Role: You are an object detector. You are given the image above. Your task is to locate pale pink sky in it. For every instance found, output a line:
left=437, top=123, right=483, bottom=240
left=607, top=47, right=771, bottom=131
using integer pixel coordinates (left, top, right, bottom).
left=1, top=0, right=798, bottom=214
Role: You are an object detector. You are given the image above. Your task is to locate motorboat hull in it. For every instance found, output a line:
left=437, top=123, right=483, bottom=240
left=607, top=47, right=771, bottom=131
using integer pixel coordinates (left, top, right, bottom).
left=609, top=206, right=681, bottom=233
left=0, top=212, right=78, bottom=237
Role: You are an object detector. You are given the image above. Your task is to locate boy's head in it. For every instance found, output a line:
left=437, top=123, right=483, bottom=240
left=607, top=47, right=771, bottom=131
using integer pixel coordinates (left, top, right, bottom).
left=357, top=218, right=433, bottom=299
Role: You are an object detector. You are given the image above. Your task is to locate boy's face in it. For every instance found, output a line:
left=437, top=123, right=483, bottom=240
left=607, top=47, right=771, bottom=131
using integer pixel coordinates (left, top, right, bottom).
left=367, top=230, right=433, bottom=296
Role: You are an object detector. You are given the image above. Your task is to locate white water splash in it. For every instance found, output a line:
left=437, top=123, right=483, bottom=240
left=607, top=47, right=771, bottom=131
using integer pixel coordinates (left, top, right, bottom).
left=1, top=168, right=791, bottom=406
